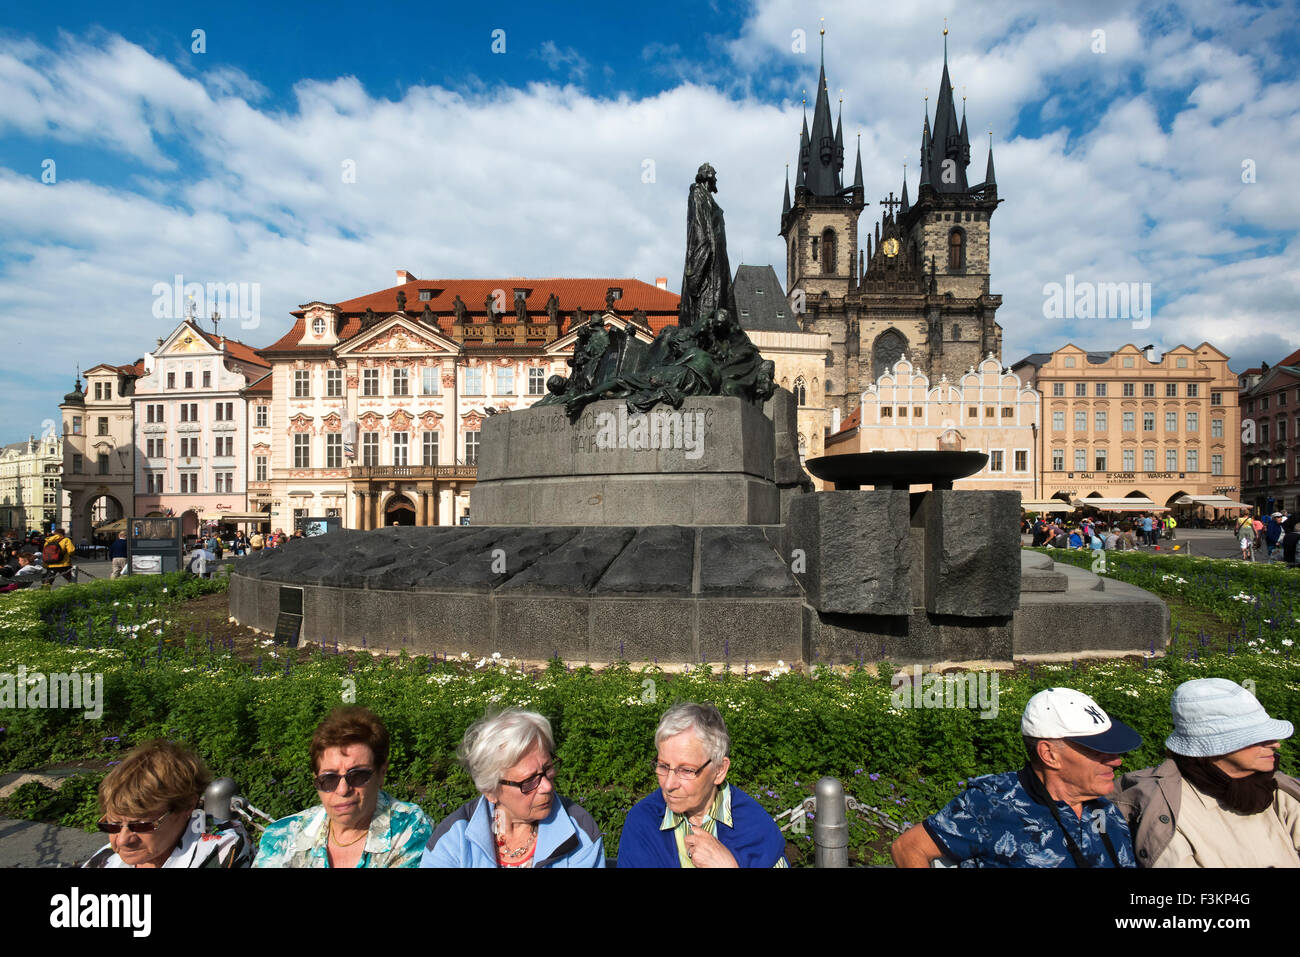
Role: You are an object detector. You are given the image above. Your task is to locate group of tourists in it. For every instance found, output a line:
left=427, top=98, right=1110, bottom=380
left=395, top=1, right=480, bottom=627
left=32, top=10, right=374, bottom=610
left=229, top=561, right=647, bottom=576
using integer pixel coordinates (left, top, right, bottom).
left=891, top=680, right=1297, bottom=868
left=1028, top=515, right=1168, bottom=552
left=0, top=527, right=76, bottom=592
left=85, top=701, right=786, bottom=869
left=84, top=682, right=1296, bottom=869
left=1234, top=510, right=1296, bottom=563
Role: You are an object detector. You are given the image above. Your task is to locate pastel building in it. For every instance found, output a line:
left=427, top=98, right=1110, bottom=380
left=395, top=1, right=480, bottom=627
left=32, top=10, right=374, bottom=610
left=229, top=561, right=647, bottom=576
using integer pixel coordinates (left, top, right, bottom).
left=0, top=433, right=65, bottom=533
left=132, top=320, right=271, bottom=536
left=60, top=361, right=143, bottom=540
left=1237, top=344, right=1300, bottom=514
left=824, top=354, right=1040, bottom=496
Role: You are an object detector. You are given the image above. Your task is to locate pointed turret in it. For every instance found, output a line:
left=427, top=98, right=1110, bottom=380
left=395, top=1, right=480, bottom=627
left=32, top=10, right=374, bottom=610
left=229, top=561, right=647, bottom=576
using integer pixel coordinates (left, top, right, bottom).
left=834, top=105, right=845, bottom=188
left=919, top=116, right=933, bottom=190
left=805, top=40, right=840, bottom=196
left=782, top=167, right=791, bottom=216
left=797, top=112, right=810, bottom=188
left=852, top=135, right=864, bottom=192
left=930, top=32, right=969, bottom=192
left=984, top=139, right=996, bottom=191
left=900, top=167, right=910, bottom=214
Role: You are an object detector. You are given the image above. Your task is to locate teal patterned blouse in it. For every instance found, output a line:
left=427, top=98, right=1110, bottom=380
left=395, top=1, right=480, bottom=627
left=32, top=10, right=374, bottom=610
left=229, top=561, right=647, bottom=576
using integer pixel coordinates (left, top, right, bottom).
left=252, top=791, right=432, bottom=868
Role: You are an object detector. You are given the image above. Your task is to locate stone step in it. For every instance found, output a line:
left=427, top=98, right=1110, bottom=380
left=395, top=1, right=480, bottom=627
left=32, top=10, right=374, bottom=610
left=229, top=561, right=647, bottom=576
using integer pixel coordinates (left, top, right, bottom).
left=1057, top=563, right=1106, bottom=592
left=1020, top=568, right=1069, bottom=592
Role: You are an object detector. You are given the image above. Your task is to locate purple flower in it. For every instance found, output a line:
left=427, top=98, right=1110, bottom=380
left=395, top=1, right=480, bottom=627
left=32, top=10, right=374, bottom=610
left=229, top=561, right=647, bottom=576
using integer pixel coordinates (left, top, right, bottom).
left=854, top=768, right=863, bottom=775
left=102, top=736, right=119, bottom=743
left=869, top=773, right=880, bottom=782
left=107, top=761, right=120, bottom=766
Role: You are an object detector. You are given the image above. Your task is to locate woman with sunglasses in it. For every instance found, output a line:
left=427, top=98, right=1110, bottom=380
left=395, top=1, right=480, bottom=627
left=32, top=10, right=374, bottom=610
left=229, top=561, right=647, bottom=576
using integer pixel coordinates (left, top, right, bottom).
left=253, top=706, right=431, bottom=868
left=421, top=709, right=604, bottom=868
left=84, top=740, right=251, bottom=868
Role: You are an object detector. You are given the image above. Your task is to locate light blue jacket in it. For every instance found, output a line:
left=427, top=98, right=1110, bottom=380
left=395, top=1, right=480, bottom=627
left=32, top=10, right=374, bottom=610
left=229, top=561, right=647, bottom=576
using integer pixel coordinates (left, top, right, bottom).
left=420, top=794, right=605, bottom=868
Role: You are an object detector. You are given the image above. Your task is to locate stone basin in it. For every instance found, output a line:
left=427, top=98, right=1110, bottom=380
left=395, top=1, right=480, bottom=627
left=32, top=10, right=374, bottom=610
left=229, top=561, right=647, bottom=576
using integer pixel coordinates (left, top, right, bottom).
left=803, top=451, right=989, bottom=490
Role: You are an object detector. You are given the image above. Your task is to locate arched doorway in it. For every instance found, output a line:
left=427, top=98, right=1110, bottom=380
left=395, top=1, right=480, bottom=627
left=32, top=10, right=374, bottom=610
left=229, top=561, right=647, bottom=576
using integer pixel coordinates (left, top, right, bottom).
left=85, top=493, right=125, bottom=544
left=384, top=493, right=416, bottom=526
left=181, top=509, right=200, bottom=538
left=871, top=329, right=908, bottom=381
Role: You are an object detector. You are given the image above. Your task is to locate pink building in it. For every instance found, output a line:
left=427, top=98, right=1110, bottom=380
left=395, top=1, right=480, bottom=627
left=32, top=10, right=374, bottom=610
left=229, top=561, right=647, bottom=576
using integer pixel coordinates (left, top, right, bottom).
left=132, top=320, right=270, bottom=537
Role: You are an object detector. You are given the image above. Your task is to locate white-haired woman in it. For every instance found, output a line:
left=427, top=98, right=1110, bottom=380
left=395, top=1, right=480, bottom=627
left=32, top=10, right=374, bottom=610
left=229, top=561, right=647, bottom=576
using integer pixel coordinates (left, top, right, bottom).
left=618, top=701, right=788, bottom=868
left=421, top=709, right=605, bottom=868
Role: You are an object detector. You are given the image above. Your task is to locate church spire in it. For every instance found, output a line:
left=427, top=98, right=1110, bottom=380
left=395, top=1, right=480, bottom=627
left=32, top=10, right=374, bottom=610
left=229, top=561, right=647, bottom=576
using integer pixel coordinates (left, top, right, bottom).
left=919, top=115, right=932, bottom=190
left=834, top=96, right=845, bottom=187
left=805, top=22, right=840, bottom=196
left=797, top=109, right=809, bottom=188
left=983, top=132, right=997, bottom=191
left=929, top=23, right=969, bottom=192
left=900, top=164, right=909, bottom=214
left=853, top=133, right=864, bottom=192
left=783, top=164, right=791, bottom=216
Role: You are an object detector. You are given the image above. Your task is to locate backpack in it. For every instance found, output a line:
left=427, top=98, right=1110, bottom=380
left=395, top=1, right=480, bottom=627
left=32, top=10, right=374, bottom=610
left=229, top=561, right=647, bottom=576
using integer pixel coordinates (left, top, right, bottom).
left=42, top=540, right=63, bottom=564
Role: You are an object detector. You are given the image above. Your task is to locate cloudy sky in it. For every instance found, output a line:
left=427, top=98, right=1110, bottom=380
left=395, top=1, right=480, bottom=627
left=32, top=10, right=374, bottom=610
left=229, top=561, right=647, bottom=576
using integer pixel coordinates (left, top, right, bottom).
left=3, top=0, right=1298, bottom=445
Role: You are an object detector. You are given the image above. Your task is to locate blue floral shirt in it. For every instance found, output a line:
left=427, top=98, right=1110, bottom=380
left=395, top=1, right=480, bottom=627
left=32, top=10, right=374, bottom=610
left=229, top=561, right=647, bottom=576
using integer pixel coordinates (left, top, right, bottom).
left=924, top=768, right=1136, bottom=868
left=253, top=791, right=432, bottom=868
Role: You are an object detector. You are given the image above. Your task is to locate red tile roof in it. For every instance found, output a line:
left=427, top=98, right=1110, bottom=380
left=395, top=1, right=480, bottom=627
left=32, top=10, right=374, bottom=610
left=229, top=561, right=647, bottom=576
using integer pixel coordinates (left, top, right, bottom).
left=196, top=329, right=270, bottom=368
left=833, top=405, right=862, bottom=435
left=243, top=372, right=273, bottom=395
left=264, top=277, right=681, bottom=353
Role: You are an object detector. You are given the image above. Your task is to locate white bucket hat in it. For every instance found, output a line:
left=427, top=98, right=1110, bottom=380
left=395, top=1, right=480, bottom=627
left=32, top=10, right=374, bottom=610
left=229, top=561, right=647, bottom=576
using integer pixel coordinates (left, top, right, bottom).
left=1165, top=678, right=1294, bottom=757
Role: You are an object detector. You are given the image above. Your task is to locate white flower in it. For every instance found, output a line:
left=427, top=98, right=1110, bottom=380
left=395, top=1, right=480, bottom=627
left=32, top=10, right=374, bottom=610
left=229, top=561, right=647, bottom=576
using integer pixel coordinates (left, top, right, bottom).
left=1284, top=639, right=1295, bottom=648
left=474, top=657, right=488, bottom=669
left=491, top=652, right=501, bottom=660
left=461, top=652, right=470, bottom=660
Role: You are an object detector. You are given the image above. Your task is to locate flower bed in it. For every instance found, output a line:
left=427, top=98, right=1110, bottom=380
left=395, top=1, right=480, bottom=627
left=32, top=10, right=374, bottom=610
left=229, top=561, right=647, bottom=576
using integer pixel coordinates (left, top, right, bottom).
left=1, top=568, right=1296, bottom=865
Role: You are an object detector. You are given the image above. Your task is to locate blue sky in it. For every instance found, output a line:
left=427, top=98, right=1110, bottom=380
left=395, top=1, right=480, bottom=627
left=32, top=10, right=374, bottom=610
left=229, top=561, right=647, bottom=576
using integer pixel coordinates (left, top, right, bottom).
left=3, top=0, right=1299, bottom=444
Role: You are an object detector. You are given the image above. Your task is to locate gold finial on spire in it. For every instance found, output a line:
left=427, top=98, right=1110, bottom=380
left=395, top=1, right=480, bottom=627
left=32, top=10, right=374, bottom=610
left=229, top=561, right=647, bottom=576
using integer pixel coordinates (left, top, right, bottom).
left=820, top=16, right=825, bottom=37
left=943, top=17, right=948, bottom=36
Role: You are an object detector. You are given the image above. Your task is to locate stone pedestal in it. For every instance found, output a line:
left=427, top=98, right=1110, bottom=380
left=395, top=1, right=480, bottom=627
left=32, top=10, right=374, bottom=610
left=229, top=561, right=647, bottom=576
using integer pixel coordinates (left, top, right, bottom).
left=916, top=489, right=1022, bottom=617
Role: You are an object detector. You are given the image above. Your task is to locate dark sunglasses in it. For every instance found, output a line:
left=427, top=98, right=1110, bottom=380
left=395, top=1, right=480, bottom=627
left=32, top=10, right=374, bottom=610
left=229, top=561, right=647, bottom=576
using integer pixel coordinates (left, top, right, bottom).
left=499, top=761, right=558, bottom=795
left=313, top=767, right=376, bottom=792
left=98, top=810, right=172, bottom=834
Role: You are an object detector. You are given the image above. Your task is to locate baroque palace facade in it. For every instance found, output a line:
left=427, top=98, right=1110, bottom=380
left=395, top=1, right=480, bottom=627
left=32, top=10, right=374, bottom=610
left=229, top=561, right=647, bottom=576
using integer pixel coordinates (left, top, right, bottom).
left=782, top=37, right=1003, bottom=431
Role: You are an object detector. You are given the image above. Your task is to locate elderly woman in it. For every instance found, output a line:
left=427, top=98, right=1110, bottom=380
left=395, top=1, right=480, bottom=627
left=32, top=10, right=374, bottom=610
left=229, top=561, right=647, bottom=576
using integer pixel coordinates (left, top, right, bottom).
left=84, top=740, right=251, bottom=868
left=618, top=701, right=787, bottom=868
left=1115, top=678, right=1300, bottom=867
left=422, top=709, right=604, bottom=867
left=253, top=706, right=431, bottom=867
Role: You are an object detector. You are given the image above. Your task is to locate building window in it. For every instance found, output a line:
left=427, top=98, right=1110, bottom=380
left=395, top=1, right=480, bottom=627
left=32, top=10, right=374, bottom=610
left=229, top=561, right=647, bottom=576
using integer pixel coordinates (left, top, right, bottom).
left=180, top=473, right=197, bottom=494
left=422, top=431, right=439, bottom=466
left=1074, top=449, right=1087, bottom=471
left=1186, top=383, right=1199, bottom=397
left=898, top=407, right=908, bottom=418
left=1075, top=383, right=1087, bottom=397
left=1063, top=356, right=1076, bottom=368
left=362, top=432, right=379, bottom=466
left=219, top=436, right=234, bottom=456
left=98, top=453, right=109, bottom=475
left=419, top=289, right=432, bottom=301
left=1123, top=449, right=1135, bottom=471
left=1122, top=356, right=1134, bottom=368
left=964, top=407, right=974, bottom=419
left=1095, top=449, right=1107, bottom=472
left=72, top=416, right=82, bottom=434
left=1095, top=411, right=1107, bottom=431
left=793, top=378, right=808, bottom=405
left=216, top=401, right=233, bottom=421
left=1211, top=418, right=1223, bottom=438
left=1143, top=383, right=1155, bottom=397
left=821, top=228, right=836, bottom=274
left=811, top=236, right=819, bottom=262
left=393, top=432, right=409, bottom=467
left=1123, top=383, right=1135, bottom=397
left=73, top=454, right=83, bottom=473
left=313, top=317, right=327, bottom=335
left=985, top=407, right=995, bottom=418
left=947, top=229, right=965, bottom=270
left=1186, top=412, right=1198, bottom=433
left=255, top=456, right=267, bottom=482
left=255, top=405, right=268, bottom=427
left=528, top=368, right=546, bottom=396
left=1143, top=412, right=1155, bottom=432
left=1211, top=391, right=1222, bottom=405
left=1052, top=411, right=1064, bottom=431
left=1014, top=450, right=1028, bottom=471
left=97, top=417, right=109, bottom=436
left=147, top=472, right=163, bottom=494
left=1144, top=449, right=1156, bottom=471
left=989, top=450, right=1004, bottom=472
left=202, top=371, right=211, bottom=388
left=214, top=471, right=225, bottom=493
left=1052, top=383, right=1064, bottom=397
left=167, top=373, right=175, bottom=390
left=1261, top=396, right=1269, bottom=410
left=1095, top=383, right=1107, bottom=397
left=293, top=369, right=310, bottom=397
left=464, top=368, right=484, bottom=394
left=1176, top=357, right=1188, bottom=368
left=1279, top=392, right=1287, bottom=407
left=1074, top=411, right=1087, bottom=432
left=422, top=367, right=440, bottom=396
left=294, top=434, right=311, bottom=469
left=1165, top=383, right=1178, bottom=397
left=326, top=369, right=343, bottom=397
left=1052, top=449, right=1064, bottom=471
left=1001, top=407, right=1014, bottom=419
left=1186, top=449, right=1198, bottom=472
left=1166, top=448, right=1178, bottom=471
left=952, top=324, right=961, bottom=341
left=392, top=368, right=410, bottom=396
left=1260, top=421, right=1269, bottom=444
left=362, top=369, right=380, bottom=396
left=1122, top=411, right=1135, bottom=432
left=465, top=430, right=480, bottom=466
left=326, top=434, right=342, bottom=468
left=1211, top=454, right=1223, bottom=476
left=1279, top=418, right=1287, bottom=442
left=93, top=382, right=101, bottom=400
left=1165, top=412, right=1177, bottom=433
left=495, top=366, right=514, bottom=395
left=179, top=437, right=195, bottom=457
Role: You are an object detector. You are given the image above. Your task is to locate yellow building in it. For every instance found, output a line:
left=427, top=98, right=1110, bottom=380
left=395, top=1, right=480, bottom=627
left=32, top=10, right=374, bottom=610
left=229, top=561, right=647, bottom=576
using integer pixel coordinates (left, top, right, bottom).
left=1010, top=343, right=1241, bottom=511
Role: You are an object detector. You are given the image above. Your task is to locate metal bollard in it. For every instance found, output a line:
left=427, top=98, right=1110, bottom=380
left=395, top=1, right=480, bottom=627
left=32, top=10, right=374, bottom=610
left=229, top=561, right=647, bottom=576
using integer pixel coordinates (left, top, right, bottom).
left=813, top=776, right=848, bottom=868
left=203, top=777, right=240, bottom=822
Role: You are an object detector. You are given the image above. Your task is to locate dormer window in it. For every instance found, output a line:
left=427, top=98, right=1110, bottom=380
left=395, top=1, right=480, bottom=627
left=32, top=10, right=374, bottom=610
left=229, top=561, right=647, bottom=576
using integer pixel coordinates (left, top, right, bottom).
left=514, top=288, right=533, bottom=303
left=419, top=289, right=433, bottom=301
left=312, top=317, right=326, bottom=336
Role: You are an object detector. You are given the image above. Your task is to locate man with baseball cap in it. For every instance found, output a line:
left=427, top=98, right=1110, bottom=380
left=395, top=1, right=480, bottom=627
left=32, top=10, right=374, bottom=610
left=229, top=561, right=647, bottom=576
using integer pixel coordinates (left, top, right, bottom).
left=891, top=687, right=1142, bottom=867
left=1114, top=678, right=1298, bottom=867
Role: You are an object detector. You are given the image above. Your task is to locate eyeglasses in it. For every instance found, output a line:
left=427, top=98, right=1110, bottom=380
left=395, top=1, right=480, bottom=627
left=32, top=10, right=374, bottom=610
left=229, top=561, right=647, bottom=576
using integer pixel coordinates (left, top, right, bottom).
left=98, top=810, right=172, bottom=834
left=313, top=767, right=376, bottom=792
left=499, top=761, right=558, bottom=795
left=653, top=758, right=712, bottom=781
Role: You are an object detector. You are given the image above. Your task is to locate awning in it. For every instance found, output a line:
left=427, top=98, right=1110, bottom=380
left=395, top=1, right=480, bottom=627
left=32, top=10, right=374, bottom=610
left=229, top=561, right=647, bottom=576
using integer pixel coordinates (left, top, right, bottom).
left=203, top=512, right=271, bottom=522
left=95, top=518, right=128, bottom=533
left=1172, top=495, right=1250, bottom=510
left=1020, top=500, right=1075, bottom=512
left=1071, top=497, right=1168, bottom=512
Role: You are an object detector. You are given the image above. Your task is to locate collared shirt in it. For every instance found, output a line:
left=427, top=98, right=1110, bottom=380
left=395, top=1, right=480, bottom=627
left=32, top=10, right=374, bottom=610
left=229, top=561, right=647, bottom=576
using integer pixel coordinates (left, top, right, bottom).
left=924, top=768, right=1136, bottom=868
left=646, top=783, right=787, bottom=869
left=84, top=810, right=252, bottom=869
left=252, top=791, right=431, bottom=868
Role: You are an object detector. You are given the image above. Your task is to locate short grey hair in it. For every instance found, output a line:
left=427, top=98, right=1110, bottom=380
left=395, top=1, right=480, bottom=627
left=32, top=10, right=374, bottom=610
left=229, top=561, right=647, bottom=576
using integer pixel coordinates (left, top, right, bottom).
left=655, top=702, right=730, bottom=765
left=459, top=709, right=554, bottom=794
